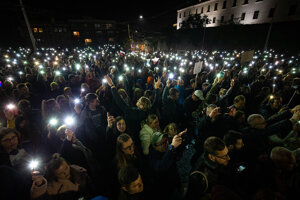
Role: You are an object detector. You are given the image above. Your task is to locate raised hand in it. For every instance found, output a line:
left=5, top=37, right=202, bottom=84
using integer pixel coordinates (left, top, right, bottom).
left=107, top=112, right=115, bottom=128
left=104, top=75, right=114, bottom=87
left=154, top=76, right=161, bottom=89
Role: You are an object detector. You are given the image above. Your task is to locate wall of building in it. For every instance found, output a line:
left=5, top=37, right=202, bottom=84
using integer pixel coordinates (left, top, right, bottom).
left=177, top=0, right=300, bottom=29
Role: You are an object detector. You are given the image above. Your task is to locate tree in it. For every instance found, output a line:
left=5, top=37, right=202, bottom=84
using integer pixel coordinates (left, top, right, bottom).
left=180, top=14, right=210, bottom=29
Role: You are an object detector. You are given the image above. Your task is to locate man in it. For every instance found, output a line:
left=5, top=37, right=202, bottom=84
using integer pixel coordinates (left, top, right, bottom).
left=184, top=90, right=205, bottom=121
left=148, top=130, right=186, bottom=200
left=223, top=130, right=245, bottom=167
left=77, top=93, right=107, bottom=163
left=118, top=165, right=144, bottom=200
left=161, top=79, right=181, bottom=127
left=186, top=137, right=231, bottom=199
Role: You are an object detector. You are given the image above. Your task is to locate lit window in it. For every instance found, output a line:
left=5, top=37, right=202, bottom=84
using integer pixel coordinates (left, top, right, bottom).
left=85, top=39, right=92, bottom=44
left=73, top=31, right=80, bottom=37
left=108, top=37, right=114, bottom=42
left=38, top=28, right=43, bottom=33
left=253, top=10, right=259, bottom=19
left=33, top=28, right=38, bottom=33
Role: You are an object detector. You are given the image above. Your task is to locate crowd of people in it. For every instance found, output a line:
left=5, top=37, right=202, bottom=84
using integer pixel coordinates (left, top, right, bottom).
left=0, top=45, right=299, bottom=200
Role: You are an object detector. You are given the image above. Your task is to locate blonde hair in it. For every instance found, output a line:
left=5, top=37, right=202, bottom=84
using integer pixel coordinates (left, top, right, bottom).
left=138, top=97, right=151, bottom=111
left=163, top=123, right=178, bottom=136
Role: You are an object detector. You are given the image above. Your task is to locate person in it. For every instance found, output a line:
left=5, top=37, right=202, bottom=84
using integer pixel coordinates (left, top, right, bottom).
left=0, top=128, right=31, bottom=174
left=186, top=136, right=231, bottom=200
left=183, top=90, right=205, bottom=122
left=118, top=164, right=144, bottom=200
left=30, top=154, right=95, bottom=199
left=148, top=130, right=187, bottom=200
left=139, top=114, right=161, bottom=155
left=104, top=75, right=160, bottom=143
left=259, top=95, right=283, bottom=120
left=161, top=79, right=181, bottom=127
left=77, top=93, right=107, bottom=163
left=223, top=130, right=244, bottom=162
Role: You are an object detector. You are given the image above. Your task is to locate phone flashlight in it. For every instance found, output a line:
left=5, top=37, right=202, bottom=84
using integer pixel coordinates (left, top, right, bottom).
left=49, top=118, right=58, bottom=126
left=74, top=98, right=80, bottom=104
left=64, top=116, right=75, bottom=126
left=6, top=104, right=16, bottom=110
left=168, top=73, right=174, bottom=79
left=29, top=160, right=39, bottom=171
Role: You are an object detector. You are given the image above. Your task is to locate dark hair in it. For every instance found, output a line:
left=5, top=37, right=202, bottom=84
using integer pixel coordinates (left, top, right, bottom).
left=118, top=164, right=139, bottom=188
left=44, top=154, right=67, bottom=182
left=169, top=88, right=178, bottom=96
left=204, top=136, right=226, bottom=155
left=144, top=90, right=153, bottom=99
left=223, top=130, right=242, bottom=147
left=41, top=98, right=58, bottom=121
left=16, top=83, right=26, bottom=90
left=190, top=78, right=196, bottom=84
left=113, top=116, right=126, bottom=135
left=116, top=133, right=133, bottom=169
left=17, top=99, right=31, bottom=115
left=0, top=128, right=19, bottom=150
left=206, top=94, right=218, bottom=104
left=85, top=93, right=98, bottom=104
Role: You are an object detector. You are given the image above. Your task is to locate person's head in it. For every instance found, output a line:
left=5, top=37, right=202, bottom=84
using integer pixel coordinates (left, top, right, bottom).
left=116, top=134, right=135, bottom=169
left=81, top=83, right=90, bottom=93
left=202, top=82, right=209, bottom=91
left=178, top=79, right=184, bottom=86
left=233, top=95, right=246, bottom=110
left=45, top=154, right=70, bottom=182
left=205, top=104, right=217, bottom=116
left=219, top=88, right=227, bottom=98
left=268, top=96, right=281, bottom=110
left=115, top=116, right=127, bottom=133
left=17, top=99, right=31, bottom=115
left=16, top=83, right=29, bottom=96
left=50, top=82, right=59, bottom=91
left=136, top=96, right=151, bottom=111
left=146, top=114, right=160, bottom=130
left=144, top=90, right=154, bottom=102
left=234, top=110, right=246, bottom=125
left=118, top=165, right=143, bottom=195
left=41, top=98, right=60, bottom=121
left=163, top=123, right=178, bottom=137
left=85, top=93, right=99, bottom=110
left=151, top=133, right=169, bottom=153
left=247, top=114, right=266, bottom=130
left=64, top=87, right=72, bottom=97
left=204, top=136, right=230, bottom=166
left=223, top=130, right=244, bottom=151
left=0, top=128, right=19, bottom=154
left=192, top=90, right=204, bottom=101
left=270, top=146, right=296, bottom=171
left=56, top=125, right=67, bottom=141
left=169, top=88, right=179, bottom=100
left=190, top=78, right=196, bottom=88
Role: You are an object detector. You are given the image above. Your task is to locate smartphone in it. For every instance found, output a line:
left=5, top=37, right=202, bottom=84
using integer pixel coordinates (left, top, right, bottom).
left=220, top=71, right=225, bottom=78
left=237, top=165, right=246, bottom=172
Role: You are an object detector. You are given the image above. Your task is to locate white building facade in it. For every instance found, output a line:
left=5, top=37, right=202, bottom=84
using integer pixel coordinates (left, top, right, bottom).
left=177, top=0, right=300, bottom=29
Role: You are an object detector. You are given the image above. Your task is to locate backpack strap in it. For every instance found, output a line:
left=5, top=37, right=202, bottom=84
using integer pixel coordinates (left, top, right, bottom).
left=190, top=170, right=208, bottom=193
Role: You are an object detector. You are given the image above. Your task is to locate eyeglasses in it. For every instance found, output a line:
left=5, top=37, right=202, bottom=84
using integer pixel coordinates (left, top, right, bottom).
left=1, top=135, right=17, bottom=144
left=213, top=153, right=230, bottom=160
left=123, top=142, right=134, bottom=151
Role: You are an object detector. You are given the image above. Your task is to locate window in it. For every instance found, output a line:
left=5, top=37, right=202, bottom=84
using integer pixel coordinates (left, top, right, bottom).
left=213, top=17, right=216, bottom=23
left=38, top=28, right=43, bottom=33
left=189, top=10, right=191, bottom=16
left=73, top=31, right=80, bottom=37
left=243, top=0, right=249, bottom=4
left=33, top=28, right=38, bottom=33
left=232, top=0, right=237, bottom=7
left=268, top=8, right=275, bottom=18
left=85, top=39, right=92, bottom=44
left=253, top=10, right=259, bottom=19
left=214, top=3, right=218, bottom=11
left=223, top=1, right=227, bottom=9
left=179, top=13, right=181, bottom=18
left=207, top=5, right=210, bottom=12
left=288, top=5, right=297, bottom=16
left=256, top=0, right=263, bottom=2
left=95, top=24, right=101, bottom=29
left=58, top=28, right=62, bottom=32
left=221, top=16, right=224, bottom=22
left=231, top=14, right=234, bottom=21
left=106, top=24, right=112, bottom=29
left=196, top=8, right=198, bottom=14
left=201, top=7, right=204, bottom=14
left=241, top=13, right=246, bottom=20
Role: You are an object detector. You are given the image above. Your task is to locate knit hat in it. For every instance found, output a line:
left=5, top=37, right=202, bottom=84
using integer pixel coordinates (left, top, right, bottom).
left=194, top=90, right=204, bottom=100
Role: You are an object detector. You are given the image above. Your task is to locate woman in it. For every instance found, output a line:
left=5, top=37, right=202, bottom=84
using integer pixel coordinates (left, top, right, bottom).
left=0, top=128, right=31, bottom=172
left=139, top=114, right=161, bottom=155
left=30, top=154, right=95, bottom=200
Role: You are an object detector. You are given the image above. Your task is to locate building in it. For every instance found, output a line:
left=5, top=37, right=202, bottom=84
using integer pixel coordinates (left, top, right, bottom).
left=26, top=18, right=128, bottom=47
left=177, top=0, right=300, bottom=29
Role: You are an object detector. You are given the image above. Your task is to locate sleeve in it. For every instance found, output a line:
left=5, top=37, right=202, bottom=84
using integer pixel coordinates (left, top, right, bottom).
left=139, top=128, right=151, bottom=155
left=266, top=110, right=292, bottom=125
left=149, top=149, right=175, bottom=172
left=111, top=87, right=132, bottom=114
left=30, top=177, right=47, bottom=199
left=162, top=86, right=169, bottom=105
left=205, top=82, right=220, bottom=101
left=265, top=119, right=293, bottom=138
